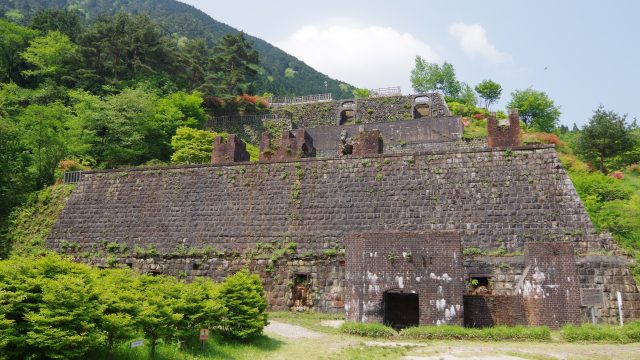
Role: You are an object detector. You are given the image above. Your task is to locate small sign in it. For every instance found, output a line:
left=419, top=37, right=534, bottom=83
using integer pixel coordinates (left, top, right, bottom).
left=130, top=340, right=144, bottom=348
left=580, top=288, right=604, bottom=307
left=199, top=328, right=209, bottom=341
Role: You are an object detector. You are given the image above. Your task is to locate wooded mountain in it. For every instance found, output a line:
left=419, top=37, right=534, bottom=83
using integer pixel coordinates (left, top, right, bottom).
left=0, top=0, right=353, bottom=98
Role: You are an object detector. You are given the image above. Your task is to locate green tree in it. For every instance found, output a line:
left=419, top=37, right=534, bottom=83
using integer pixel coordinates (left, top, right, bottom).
left=575, top=106, right=635, bottom=173
left=20, top=31, right=78, bottom=83
left=17, top=103, right=71, bottom=188
left=136, top=275, right=183, bottom=357
left=199, top=32, right=260, bottom=97
left=0, top=118, right=32, bottom=219
left=0, top=255, right=106, bottom=359
left=0, top=19, right=38, bottom=83
left=410, top=56, right=461, bottom=98
left=29, top=9, right=84, bottom=42
left=458, top=82, right=478, bottom=107
left=218, top=269, right=268, bottom=339
left=170, top=127, right=215, bottom=164
left=474, top=79, right=502, bottom=109
left=352, top=88, right=371, bottom=99
left=79, top=12, right=176, bottom=84
left=507, top=88, right=561, bottom=132
left=71, top=88, right=154, bottom=168
left=173, top=278, right=225, bottom=344
left=95, top=269, right=141, bottom=350
left=176, top=37, right=209, bottom=91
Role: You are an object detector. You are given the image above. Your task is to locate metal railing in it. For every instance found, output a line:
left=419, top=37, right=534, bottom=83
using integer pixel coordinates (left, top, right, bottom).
left=204, top=114, right=292, bottom=131
left=268, top=93, right=332, bottom=107
left=370, top=86, right=402, bottom=97
left=63, top=171, right=84, bottom=184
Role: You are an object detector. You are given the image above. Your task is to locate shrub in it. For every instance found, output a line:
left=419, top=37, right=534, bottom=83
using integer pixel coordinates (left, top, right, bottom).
left=561, top=322, right=640, bottom=343
left=340, top=322, right=397, bottom=338
left=626, top=163, right=640, bottom=175
left=609, top=171, right=624, bottom=180
left=218, top=269, right=268, bottom=339
left=400, top=325, right=551, bottom=341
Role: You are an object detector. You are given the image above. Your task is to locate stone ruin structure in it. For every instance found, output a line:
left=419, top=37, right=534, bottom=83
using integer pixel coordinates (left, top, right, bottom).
left=48, top=92, right=640, bottom=329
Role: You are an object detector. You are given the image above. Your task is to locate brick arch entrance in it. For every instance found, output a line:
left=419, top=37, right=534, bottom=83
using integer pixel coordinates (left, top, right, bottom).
left=384, top=289, right=419, bottom=329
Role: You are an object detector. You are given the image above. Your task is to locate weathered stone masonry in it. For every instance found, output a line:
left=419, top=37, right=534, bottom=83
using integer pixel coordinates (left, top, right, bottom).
left=48, top=144, right=640, bottom=324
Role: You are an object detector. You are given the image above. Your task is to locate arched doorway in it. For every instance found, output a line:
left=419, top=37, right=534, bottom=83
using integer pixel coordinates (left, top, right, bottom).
left=384, top=289, right=419, bottom=329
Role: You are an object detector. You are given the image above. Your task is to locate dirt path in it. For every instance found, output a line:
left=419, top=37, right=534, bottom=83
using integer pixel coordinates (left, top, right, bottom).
left=264, top=320, right=324, bottom=339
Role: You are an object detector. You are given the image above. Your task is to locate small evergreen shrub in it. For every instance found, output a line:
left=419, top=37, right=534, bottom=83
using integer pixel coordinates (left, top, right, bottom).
left=218, top=269, right=268, bottom=339
left=340, top=322, right=397, bottom=338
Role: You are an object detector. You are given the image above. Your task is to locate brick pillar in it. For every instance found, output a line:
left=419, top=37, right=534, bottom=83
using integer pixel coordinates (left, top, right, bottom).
left=519, top=242, right=582, bottom=328
left=211, top=134, right=250, bottom=164
left=259, top=130, right=316, bottom=161
left=487, top=109, right=521, bottom=148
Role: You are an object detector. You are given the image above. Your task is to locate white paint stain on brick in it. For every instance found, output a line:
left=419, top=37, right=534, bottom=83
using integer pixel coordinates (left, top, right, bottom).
left=436, top=298, right=446, bottom=311
left=395, top=276, right=404, bottom=288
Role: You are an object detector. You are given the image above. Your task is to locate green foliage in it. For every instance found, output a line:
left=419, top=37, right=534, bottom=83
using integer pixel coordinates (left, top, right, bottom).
left=170, top=127, right=215, bottom=164
left=561, top=322, right=640, bottom=343
left=352, top=88, right=371, bottom=99
left=475, top=79, right=502, bottom=109
left=0, top=254, right=268, bottom=358
left=400, top=325, right=551, bottom=341
left=575, top=106, right=636, bottom=173
left=199, top=32, right=260, bottom=97
left=218, top=269, right=268, bottom=339
left=29, top=9, right=84, bottom=42
left=20, top=30, right=78, bottom=81
left=507, top=88, right=561, bottom=132
left=410, top=56, right=461, bottom=98
left=1, top=183, right=74, bottom=258
left=0, top=19, right=38, bottom=83
left=340, top=322, right=397, bottom=338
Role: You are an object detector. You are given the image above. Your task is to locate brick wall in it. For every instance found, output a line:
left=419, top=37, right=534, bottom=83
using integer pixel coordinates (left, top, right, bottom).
left=519, top=242, right=582, bottom=328
left=345, top=232, right=464, bottom=325
left=463, top=295, right=525, bottom=327
left=47, top=145, right=640, bottom=322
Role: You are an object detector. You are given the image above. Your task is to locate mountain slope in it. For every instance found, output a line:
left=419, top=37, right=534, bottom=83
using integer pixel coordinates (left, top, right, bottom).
left=0, top=0, right=353, bottom=98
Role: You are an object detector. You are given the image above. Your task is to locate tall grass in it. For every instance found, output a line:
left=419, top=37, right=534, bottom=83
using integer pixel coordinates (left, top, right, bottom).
left=340, top=322, right=398, bottom=338
left=399, top=325, right=551, bottom=341
left=561, top=322, right=640, bottom=343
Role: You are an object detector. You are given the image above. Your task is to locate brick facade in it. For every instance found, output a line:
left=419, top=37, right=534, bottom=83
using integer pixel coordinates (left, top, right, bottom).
left=345, top=232, right=464, bottom=326
left=487, top=110, right=521, bottom=148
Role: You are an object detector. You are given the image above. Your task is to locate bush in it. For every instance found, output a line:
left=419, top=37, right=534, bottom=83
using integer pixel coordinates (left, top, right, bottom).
left=562, top=322, right=640, bottom=343
left=400, top=325, right=551, bottom=341
left=340, top=322, right=397, bottom=338
left=218, top=269, right=268, bottom=339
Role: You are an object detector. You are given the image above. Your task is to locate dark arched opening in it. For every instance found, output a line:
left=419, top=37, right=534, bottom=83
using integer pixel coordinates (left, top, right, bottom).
left=340, top=109, right=356, bottom=125
left=384, top=289, right=419, bottom=330
left=412, top=96, right=431, bottom=119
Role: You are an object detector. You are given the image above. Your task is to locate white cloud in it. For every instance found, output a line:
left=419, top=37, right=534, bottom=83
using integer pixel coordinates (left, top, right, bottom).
left=276, top=24, right=438, bottom=92
left=448, top=23, right=511, bottom=64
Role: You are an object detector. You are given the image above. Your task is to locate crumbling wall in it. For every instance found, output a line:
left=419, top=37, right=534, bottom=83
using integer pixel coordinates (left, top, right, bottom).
left=345, top=232, right=464, bottom=325
left=270, top=93, right=450, bottom=129
left=305, top=116, right=463, bottom=157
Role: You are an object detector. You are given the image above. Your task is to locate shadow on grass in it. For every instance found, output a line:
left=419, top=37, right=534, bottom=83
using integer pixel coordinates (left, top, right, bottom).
left=90, top=334, right=284, bottom=360
left=182, top=334, right=285, bottom=359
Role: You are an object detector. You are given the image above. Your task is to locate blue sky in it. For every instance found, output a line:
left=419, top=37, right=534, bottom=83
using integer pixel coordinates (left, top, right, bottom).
left=180, top=0, right=639, bottom=127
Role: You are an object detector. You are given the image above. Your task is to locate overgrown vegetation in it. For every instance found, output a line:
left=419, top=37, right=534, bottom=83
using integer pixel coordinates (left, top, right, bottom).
left=561, top=322, right=640, bottom=343
left=340, top=322, right=398, bottom=338
left=400, top=325, right=552, bottom=341
left=0, top=254, right=268, bottom=359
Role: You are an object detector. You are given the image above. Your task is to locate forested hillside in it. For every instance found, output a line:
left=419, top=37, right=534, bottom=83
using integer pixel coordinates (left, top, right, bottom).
left=0, top=0, right=354, bottom=97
